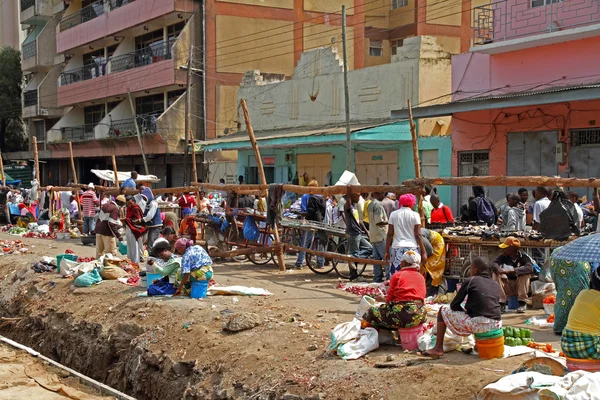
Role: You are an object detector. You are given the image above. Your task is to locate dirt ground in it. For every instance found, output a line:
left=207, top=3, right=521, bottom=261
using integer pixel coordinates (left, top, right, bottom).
left=0, top=232, right=561, bottom=400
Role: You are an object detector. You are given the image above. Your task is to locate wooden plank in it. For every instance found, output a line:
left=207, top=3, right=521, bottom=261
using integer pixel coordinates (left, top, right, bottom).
left=285, top=243, right=387, bottom=266
left=193, top=182, right=423, bottom=196
left=407, top=99, right=425, bottom=225
left=403, top=176, right=600, bottom=188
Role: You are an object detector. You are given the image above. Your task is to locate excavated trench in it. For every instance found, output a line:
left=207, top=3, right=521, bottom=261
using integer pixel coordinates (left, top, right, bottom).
left=0, top=273, right=245, bottom=400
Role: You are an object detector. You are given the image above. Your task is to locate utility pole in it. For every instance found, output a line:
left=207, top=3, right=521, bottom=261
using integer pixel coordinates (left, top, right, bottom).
left=127, top=90, right=149, bottom=175
left=342, top=5, right=351, bottom=172
left=183, top=44, right=192, bottom=185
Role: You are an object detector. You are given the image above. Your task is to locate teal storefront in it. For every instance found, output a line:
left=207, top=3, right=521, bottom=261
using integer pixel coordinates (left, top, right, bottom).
left=202, top=122, right=452, bottom=205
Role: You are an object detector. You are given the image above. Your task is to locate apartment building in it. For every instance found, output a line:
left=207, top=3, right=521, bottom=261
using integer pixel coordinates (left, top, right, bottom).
left=392, top=0, right=600, bottom=208
left=19, top=0, right=201, bottom=187
left=1, top=0, right=24, bottom=49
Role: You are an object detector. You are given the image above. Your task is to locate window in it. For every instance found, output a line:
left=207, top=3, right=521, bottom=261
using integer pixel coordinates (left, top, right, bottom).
left=391, top=39, right=404, bottom=56
left=391, top=0, right=408, bottom=9
left=84, top=104, right=106, bottom=126
left=458, top=151, right=489, bottom=209
left=369, top=40, right=383, bottom=57
left=136, top=93, right=165, bottom=116
left=571, top=129, right=600, bottom=146
left=135, top=29, right=164, bottom=50
left=531, top=0, right=562, bottom=7
left=34, top=121, right=45, bottom=142
left=167, top=89, right=185, bottom=106
left=168, top=22, right=185, bottom=40
left=420, top=150, right=439, bottom=178
left=83, top=48, right=104, bottom=66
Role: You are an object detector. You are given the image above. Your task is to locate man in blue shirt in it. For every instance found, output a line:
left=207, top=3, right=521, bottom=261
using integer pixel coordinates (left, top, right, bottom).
left=121, top=171, right=138, bottom=190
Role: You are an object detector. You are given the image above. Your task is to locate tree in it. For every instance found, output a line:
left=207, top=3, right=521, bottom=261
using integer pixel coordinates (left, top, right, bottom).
left=0, top=47, right=27, bottom=153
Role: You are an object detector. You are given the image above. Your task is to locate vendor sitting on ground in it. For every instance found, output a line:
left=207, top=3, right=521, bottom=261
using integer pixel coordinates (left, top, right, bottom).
left=362, top=251, right=427, bottom=330
left=147, top=240, right=182, bottom=296
left=561, top=267, right=600, bottom=360
left=425, top=257, right=502, bottom=358
left=173, top=238, right=213, bottom=296
left=491, top=236, right=534, bottom=313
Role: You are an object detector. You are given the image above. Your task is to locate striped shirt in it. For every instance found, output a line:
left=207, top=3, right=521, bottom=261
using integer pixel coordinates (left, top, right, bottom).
left=81, top=191, right=98, bottom=217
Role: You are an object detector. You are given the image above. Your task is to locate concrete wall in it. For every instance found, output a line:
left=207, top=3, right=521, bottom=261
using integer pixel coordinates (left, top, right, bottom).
left=48, top=106, right=84, bottom=141
left=0, top=0, right=23, bottom=49
left=237, top=36, right=451, bottom=136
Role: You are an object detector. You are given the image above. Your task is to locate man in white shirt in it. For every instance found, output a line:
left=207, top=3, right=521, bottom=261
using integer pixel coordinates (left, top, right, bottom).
left=532, top=186, right=551, bottom=231
left=568, top=192, right=584, bottom=228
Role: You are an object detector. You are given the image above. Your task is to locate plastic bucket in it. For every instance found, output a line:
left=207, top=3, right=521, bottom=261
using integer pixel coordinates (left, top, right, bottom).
left=475, top=336, right=505, bottom=359
left=474, top=328, right=503, bottom=340
left=118, top=242, right=127, bottom=256
left=56, top=254, right=78, bottom=273
left=399, top=324, right=425, bottom=351
left=566, top=357, right=600, bottom=372
left=190, top=280, right=209, bottom=299
left=146, top=273, right=162, bottom=287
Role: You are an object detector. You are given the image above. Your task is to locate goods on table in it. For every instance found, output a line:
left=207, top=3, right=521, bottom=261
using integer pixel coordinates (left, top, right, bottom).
left=442, top=225, right=543, bottom=240
left=503, top=326, right=535, bottom=347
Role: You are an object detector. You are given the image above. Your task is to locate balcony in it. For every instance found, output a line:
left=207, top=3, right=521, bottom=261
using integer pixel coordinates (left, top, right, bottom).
left=60, top=62, right=107, bottom=86
left=57, top=0, right=195, bottom=53
left=24, top=90, right=38, bottom=107
left=60, top=124, right=97, bottom=142
left=22, top=41, right=37, bottom=60
left=53, top=114, right=158, bottom=143
left=21, top=0, right=54, bottom=25
left=473, top=0, right=600, bottom=47
left=21, top=15, right=59, bottom=71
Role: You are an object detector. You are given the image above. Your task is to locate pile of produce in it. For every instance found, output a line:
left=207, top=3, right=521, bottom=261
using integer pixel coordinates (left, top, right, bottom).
left=503, top=326, right=535, bottom=346
left=336, top=281, right=384, bottom=296
left=430, top=292, right=456, bottom=304
left=0, top=239, right=29, bottom=255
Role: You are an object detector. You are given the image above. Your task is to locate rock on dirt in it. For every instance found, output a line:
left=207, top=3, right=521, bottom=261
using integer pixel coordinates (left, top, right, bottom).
left=222, top=312, right=261, bottom=332
left=307, top=344, right=318, bottom=351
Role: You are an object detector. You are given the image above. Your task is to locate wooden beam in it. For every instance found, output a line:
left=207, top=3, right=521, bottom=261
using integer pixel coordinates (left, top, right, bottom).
left=285, top=243, right=387, bottom=266
left=193, top=182, right=423, bottom=196
left=208, top=245, right=282, bottom=258
left=241, top=99, right=286, bottom=271
left=111, top=155, right=119, bottom=187
left=402, top=176, right=600, bottom=188
left=33, top=136, right=41, bottom=188
left=407, top=99, right=425, bottom=225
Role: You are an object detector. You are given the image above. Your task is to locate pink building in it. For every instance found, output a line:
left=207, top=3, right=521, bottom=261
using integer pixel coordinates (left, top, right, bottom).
left=393, top=0, right=600, bottom=207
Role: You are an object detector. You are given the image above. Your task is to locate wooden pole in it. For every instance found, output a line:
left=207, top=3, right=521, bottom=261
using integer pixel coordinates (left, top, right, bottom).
left=127, top=90, right=149, bottom=175
left=190, top=136, right=204, bottom=240
left=111, top=155, right=119, bottom=187
left=407, top=99, right=425, bottom=226
left=241, top=99, right=286, bottom=271
left=402, top=176, right=600, bottom=188
left=68, top=142, right=83, bottom=223
left=285, top=243, right=387, bottom=266
left=33, top=136, right=41, bottom=189
left=0, top=152, right=8, bottom=224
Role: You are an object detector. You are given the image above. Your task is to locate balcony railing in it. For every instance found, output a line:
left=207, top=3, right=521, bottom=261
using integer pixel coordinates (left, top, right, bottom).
left=60, top=61, right=107, bottom=86
left=59, top=0, right=135, bottom=32
left=473, top=0, right=600, bottom=45
left=110, top=39, right=175, bottom=73
left=61, top=124, right=97, bottom=141
left=21, top=0, right=35, bottom=11
left=24, top=90, right=38, bottom=107
left=22, top=41, right=37, bottom=59
left=108, top=114, right=159, bottom=137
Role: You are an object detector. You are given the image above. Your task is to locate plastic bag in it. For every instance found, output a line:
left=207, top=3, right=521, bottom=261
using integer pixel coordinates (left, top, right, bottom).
left=61, top=260, right=96, bottom=277
left=531, top=281, right=556, bottom=295
left=243, top=217, right=260, bottom=241
left=443, top=330, right=474, bottom=352
left=74, top=269, right=102, bottom=287
left=418, top=328, right=436, bottom=352
left=337, top=328, right=379, bottom=360
left=355, top=295, right=378, bottom=320
left=100, top=265, right=128, bottom=280
left=327, top=319, right=361, bottom=352
left=540, top=190, right=580, bottom=240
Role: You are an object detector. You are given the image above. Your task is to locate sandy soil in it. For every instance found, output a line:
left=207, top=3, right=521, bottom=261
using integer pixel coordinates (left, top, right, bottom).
left=0, top=232, right=561, bottom=400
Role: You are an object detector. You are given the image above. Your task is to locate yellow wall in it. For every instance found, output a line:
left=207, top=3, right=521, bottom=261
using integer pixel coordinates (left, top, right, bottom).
left=426, top=0, right=462, bottom=26
left=432, top=35, right=461, bottom=54
left=471, top=0, right=491, bottom=27
left=216, top=85, right=240, bottom=137
left=390, top=0, right=415, bottom=27
left=365, top=0, right=389, bottom=29
left=215, top=15, right=295, bottom=75
left=303, top=0, right=354, bottom=15
left=303, top=23, right=354, bottom=70
left=364, top=38, right=391, bottom=67
left=216, top=0, right=293, bottom=8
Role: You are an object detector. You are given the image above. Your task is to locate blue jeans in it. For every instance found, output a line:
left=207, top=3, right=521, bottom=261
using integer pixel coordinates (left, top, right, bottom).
left=347, top=234, right=372, bottom=279
left=296, top=231, right=324, bottom=267
left=371, top=240, right=387, bottom=282
left=83, top=216, right=95, bottom=234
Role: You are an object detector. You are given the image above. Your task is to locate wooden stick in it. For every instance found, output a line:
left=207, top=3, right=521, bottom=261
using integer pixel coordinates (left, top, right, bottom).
left=190, top=136, right=204, bottom=240
left=0, top=152, right=8, bottom=224
left=285, top=243, right=387, bottom=266
left=192, top=182, right=423, bottom=196
left=69, top=142, right=83, bottom=222
left=402, top=176, right=600, bottom=188
left=33, top=136, right=41, bottom=188
left=111, top=155, right=119, bottom=187
left=208, top=245, right=282, bottom=258
left=241, top=99, right=286, bottom=272
left=407, top=99, right=425, bottom=226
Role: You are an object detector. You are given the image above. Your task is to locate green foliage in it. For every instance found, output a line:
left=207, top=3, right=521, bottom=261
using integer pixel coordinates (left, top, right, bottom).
left=0, top=46, right=27, bottom=152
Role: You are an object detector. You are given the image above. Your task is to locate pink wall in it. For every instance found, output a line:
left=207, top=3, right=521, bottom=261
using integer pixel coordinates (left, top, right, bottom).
left=451, top=100, right=600, bottom=176
left=57, top=0, right=197, bottom=53
left=452, top=36, right=600, bottom=101
left=490, top=0, right=600, bottom=42
left=57, top=60, right=186, bottom=106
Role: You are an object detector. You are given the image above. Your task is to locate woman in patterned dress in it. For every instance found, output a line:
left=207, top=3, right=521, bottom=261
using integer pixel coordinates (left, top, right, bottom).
left=549, top=248, right=591, bottom=334
left=173, top=238, right=213, bottom=296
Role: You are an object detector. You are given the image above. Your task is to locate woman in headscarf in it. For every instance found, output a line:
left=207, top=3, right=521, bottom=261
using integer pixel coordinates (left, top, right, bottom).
left=173, top=238, right=213, bottom=296
left=421, top=228, right=447, bottom=295
left=362, top=250, right=427, bottom=330
left=147, top=239, right=182, bottom=296
left=125, top=195, right=146, bottom=263
left=549, top=249, right=592, bottom=334
left=385, top=194, right=427, bottom=278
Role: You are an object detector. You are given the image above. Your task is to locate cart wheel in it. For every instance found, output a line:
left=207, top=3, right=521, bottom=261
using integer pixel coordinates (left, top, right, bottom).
left=228, top=245, right=248, bottom=262
left=247, top=250, right=274, bottom=265
left=461, top=260, right=472, bottom=279
left=333, top=240, right=368, bottom=279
